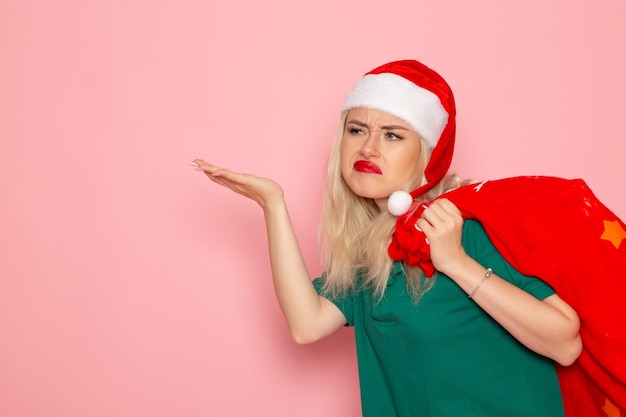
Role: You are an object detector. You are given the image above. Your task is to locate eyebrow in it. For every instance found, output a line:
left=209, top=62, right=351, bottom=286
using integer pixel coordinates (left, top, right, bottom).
left=347, top=119, right=410, bottom=131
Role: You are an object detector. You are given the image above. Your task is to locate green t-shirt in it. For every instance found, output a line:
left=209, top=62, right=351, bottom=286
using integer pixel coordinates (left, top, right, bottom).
left=313, top=220, right=564, bottom=417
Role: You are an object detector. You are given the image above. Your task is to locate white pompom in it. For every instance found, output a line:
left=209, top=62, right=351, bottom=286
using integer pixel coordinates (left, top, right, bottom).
left=387, top=190, right=413, bottom=216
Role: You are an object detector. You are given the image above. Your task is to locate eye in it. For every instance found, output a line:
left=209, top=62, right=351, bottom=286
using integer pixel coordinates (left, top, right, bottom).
left=386, top=131, right=404, bottom=141
left=347, top=126, right=364, bottom=135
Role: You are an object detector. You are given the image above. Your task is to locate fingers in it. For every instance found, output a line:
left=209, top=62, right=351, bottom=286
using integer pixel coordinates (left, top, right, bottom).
left=416, top=198, right=463, bottom=234
left=190, top=159, right=227, bottom=177
left=190, top=158, right=279, bottom=205
left=416, top=199, right=467, bottom=272
left=425, top=198, right=461, bottom=218
left=191, top=160, right=250, bottom=189
left=419, top=199, right=456, bottom=223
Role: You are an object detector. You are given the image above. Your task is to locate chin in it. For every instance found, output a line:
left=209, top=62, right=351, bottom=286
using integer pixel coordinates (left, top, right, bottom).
left=350, top=188, right=388, bottom=203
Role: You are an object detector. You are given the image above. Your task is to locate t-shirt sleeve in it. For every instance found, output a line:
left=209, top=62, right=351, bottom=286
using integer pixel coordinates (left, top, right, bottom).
left=312, top=276, right=355, bottom=326
left=462, top=219, right=556, bottom=300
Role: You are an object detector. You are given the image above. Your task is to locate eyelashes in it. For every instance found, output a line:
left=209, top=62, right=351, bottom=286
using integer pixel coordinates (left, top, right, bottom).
left=386, top=132, right=404, bottom=140
left=346, top=126, right=404, bottom=140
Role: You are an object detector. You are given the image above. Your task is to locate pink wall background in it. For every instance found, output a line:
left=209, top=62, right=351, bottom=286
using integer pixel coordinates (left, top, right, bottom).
left=1, top=1, right=624, bottom=416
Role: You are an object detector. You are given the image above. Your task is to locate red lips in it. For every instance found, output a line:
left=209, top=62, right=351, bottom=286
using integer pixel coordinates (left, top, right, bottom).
left=354, top=160, right=382, bottom=174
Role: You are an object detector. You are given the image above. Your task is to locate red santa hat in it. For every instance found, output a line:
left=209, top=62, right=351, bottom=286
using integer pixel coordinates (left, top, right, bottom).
left=342, top=60, right=456, bottom=215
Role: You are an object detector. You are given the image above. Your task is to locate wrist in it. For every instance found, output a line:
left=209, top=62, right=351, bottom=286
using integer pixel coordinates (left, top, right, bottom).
left=263, top=196, right=288, bottom=216
left=440, top=257, right=494, bottom=296
left=435, top=252, right=473, bottom=278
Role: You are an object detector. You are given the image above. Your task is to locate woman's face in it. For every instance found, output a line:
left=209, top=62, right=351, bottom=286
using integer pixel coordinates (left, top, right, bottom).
left=340, top=107, right=424, bottom=210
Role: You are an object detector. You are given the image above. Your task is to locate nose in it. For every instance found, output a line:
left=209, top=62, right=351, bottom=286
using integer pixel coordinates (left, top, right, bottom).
left=359, top=132, right=380, bottom=158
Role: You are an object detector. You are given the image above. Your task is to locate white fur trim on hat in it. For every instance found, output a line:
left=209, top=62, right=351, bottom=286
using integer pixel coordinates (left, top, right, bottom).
left=387, top=190, right=414, bottom=216
left=342, top=73, right=449, bottom=148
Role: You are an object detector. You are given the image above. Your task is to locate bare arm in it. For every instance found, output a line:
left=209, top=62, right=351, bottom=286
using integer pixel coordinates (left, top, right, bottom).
left=417, top=198, right=582, bottom=366
left=192, top=160, right=346, bottom=343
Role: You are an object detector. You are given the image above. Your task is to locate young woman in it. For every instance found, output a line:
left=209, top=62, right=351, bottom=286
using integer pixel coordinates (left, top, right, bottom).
left=191, top=60, right=581, bottom=416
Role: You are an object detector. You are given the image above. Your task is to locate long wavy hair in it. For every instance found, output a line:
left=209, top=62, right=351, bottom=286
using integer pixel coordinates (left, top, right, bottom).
left=318, top=113, right=466, bottom=301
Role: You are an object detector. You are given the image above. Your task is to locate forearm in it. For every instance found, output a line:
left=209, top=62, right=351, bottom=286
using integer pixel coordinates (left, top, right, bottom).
left=190, top=160, right=345, bottom=343
left=443, top=257, right=582, bottom=366
left=264, top=200, right=343, bottom=343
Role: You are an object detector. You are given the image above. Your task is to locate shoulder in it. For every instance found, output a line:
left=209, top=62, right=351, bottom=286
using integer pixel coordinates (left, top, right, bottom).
left=462, top=218, right=486, bottom=234
left=461, top=220, right=555, bottom=298
left=461, top=219, right=491, bottom=253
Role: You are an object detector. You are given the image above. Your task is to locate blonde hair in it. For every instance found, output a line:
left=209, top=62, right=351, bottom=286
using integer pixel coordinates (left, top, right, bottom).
left=319, top=113, right=467, bottom=301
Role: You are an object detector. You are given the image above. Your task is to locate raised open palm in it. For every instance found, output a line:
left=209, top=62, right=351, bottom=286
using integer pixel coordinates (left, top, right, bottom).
left=192, top=159, right=285, bottom=209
